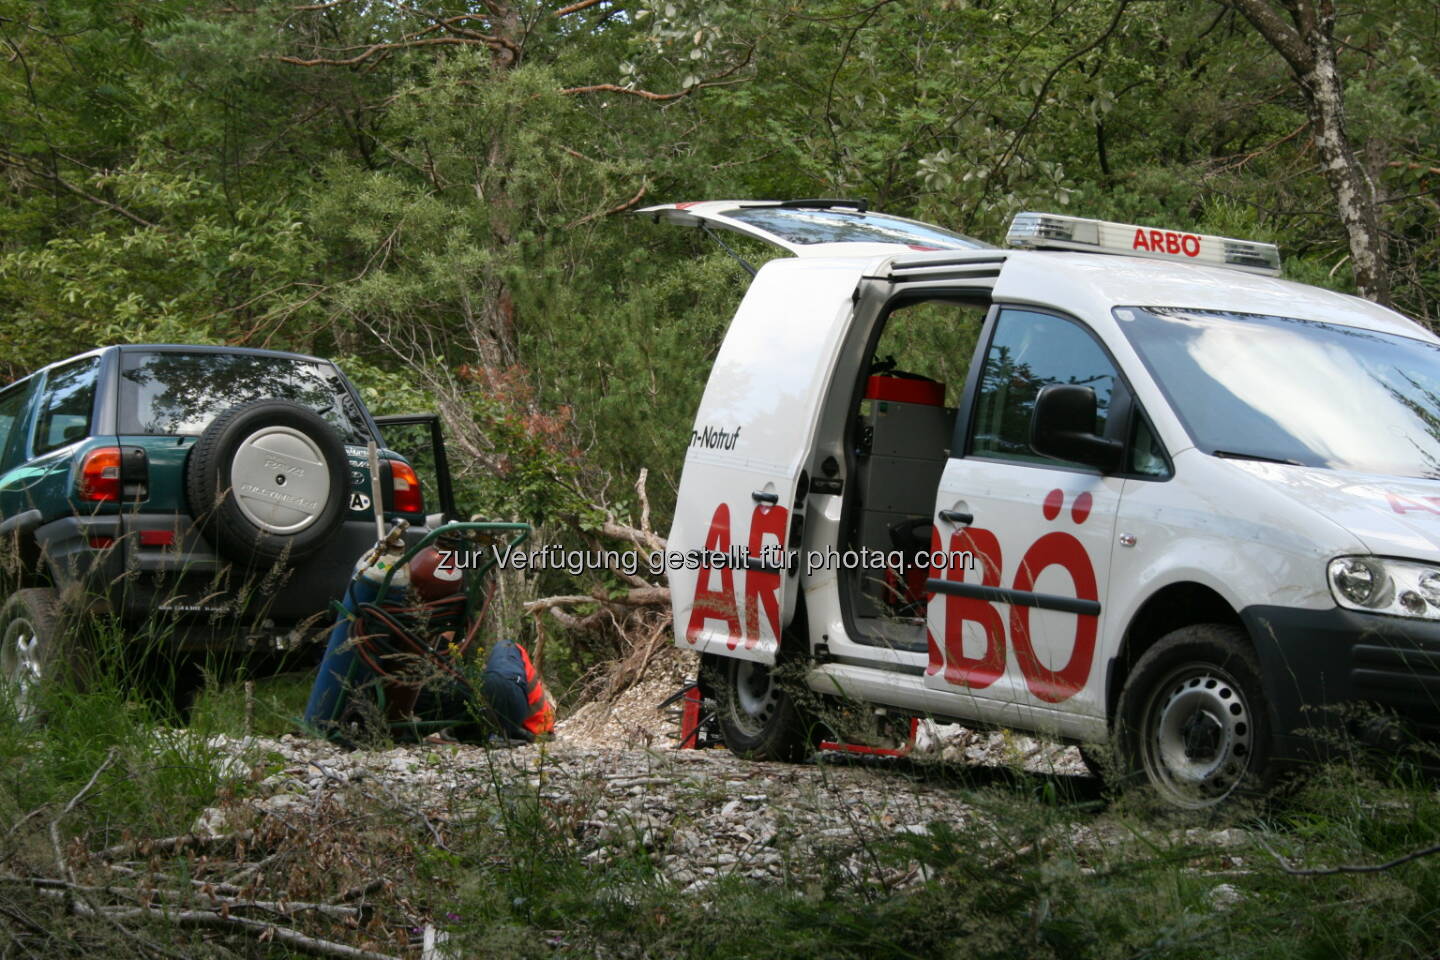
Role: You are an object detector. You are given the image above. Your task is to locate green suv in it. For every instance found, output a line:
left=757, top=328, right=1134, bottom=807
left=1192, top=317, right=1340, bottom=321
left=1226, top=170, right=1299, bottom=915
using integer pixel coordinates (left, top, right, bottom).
left=0, top=344, right=453, bottom=712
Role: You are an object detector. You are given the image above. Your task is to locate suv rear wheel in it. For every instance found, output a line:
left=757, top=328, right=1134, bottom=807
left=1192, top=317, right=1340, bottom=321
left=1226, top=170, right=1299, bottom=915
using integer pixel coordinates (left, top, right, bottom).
left=186, top=399, right=349, bottom=565
left=0, top=588, right=71, bottom=720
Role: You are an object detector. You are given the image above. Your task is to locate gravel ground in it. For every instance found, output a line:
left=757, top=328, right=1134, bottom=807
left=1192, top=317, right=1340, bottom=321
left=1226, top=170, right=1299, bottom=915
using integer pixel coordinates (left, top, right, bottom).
left=196, top=667, right=1252, bottom=894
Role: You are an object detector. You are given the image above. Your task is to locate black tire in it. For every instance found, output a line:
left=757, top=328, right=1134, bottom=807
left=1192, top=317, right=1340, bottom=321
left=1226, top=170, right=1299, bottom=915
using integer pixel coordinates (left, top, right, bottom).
left=0, top=588, right=78, bottom=720
left=1077, top=743, right=1111, bottom=785
left=1116, top=624, right=1275, bottom=809
left=186, top=399, right=349, bottom=565
left=705, top=653, right=816, bottom=762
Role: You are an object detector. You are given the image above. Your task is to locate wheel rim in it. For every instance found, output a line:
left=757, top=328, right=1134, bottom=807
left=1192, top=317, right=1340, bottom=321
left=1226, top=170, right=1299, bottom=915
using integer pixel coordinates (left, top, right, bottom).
left=727, top=659, right=781, bottom=738
left=1141, top=661, right=1253, bottom=808
left=1, top=616, right=43, bottom=718
left=229, top=425, right=332, bottom=534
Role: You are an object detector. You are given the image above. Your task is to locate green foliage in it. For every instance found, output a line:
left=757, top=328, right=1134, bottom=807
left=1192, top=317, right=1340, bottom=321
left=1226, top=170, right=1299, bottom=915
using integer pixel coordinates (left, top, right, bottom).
left=3, top=0, right=1440, bottom=670
left=5, top=0, right=1439, bottom=468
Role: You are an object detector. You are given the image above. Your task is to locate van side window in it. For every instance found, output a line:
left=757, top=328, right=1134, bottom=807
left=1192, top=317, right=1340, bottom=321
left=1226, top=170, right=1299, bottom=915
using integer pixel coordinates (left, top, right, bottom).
left=33, top=358, right=100, bottom=455
left=1130, top=415, right=1171, bottom=478
left=970, top=308, right=1117, bottom=466
left=0, top=382, right=30, bottom=471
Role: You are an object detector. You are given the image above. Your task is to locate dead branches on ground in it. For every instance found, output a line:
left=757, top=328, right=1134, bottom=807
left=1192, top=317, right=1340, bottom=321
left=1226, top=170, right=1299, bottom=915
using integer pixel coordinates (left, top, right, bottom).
left=0, top=755, right=435, bottom=960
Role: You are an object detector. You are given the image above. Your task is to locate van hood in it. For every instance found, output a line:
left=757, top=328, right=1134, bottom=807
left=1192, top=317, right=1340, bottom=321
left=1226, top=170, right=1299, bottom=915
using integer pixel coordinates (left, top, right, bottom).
left=1230, top=460, right=1440, bottom=559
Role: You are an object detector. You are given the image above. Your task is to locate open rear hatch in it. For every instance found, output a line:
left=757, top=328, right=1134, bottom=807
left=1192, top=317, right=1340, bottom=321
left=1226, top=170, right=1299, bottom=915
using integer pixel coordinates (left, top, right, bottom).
left=638, top=199, right=992, bottom=258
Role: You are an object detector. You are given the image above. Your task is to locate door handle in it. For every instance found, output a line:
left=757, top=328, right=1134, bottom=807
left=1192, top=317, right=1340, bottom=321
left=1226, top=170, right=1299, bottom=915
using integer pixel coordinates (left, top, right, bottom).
left=752, top=490, right=779, bottom=505
left=938, top=509, right=973, bottom=525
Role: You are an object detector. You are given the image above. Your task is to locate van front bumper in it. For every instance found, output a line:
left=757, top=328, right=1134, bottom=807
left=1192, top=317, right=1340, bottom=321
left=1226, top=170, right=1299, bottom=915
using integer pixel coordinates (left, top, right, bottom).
left=1243, top=604, right=1440, bottom=757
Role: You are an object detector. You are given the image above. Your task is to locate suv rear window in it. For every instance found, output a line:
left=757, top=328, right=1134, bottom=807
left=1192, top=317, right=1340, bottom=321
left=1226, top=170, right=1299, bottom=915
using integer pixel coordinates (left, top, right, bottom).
left=118, top=352, right=371, bottom=444
left=33, top=358, right=100, bottom=454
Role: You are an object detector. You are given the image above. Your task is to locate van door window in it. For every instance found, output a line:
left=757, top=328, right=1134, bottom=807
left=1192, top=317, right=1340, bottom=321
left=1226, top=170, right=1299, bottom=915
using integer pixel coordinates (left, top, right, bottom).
left=33, top=357, right=100, bottom=455
left=1129, top=415, right=1171, bottom=479
left=970, top=309, right=1118, bottom=467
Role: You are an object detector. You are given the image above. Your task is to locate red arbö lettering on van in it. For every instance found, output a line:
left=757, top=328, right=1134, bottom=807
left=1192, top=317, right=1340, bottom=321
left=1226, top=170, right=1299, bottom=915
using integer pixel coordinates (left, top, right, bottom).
left=1132, top=228, right=1201, bottom=258
left=1009, top=530, right=1099, bottom=703
left=685, top=503, right=740, bottom=646
left=930, top=488, right=1100, bottom=703
left=927, top=525, right=1006, bottom=689
left=1386, top=492, right=1440, bottom=515
left=686, top=501, right=789, bottom=651
left=744, top=502, right=789, bottom=650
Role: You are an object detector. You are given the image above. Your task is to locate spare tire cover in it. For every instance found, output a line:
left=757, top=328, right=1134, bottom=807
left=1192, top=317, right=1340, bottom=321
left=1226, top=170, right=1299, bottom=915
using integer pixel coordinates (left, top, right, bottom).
left=186, top=399, right=350, bottom=565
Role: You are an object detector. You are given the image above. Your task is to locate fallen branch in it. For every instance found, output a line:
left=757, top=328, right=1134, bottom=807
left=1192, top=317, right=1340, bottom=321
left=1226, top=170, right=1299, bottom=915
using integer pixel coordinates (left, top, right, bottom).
left=3, top=876, right=359, bottom=920
left=1259, top=836, right=1440, bottom=877
left=332, top=877, right=387, bottom=903
left=524, top=586, right=669, bottom=617
left=98, top=830, right=257, bottom=862
left=51, top=748, right=119, bottom=881
left=37, top=888, right=398, bottom=960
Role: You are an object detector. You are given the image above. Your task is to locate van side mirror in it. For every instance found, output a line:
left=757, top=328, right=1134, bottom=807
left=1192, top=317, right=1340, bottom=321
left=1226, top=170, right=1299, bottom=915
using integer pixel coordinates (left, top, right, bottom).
left=1030, top=384, right=1123, bottom=474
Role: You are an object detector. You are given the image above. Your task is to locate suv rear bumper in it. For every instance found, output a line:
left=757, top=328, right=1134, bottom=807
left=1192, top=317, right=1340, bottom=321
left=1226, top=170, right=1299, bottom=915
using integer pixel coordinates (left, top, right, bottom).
left=35, top=513, right=425, bottom=647
left=1243, top=604, right=1440, bottom=758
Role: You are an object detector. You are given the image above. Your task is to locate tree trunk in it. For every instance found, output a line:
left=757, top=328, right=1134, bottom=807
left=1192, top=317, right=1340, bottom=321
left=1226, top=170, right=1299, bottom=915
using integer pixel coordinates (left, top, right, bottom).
left=1224, top=0, right=1389, bottom=304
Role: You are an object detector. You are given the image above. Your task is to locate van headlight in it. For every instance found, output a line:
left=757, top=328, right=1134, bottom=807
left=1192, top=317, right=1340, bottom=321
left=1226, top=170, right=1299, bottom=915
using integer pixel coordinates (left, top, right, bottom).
left=1328, top=556, right=1440, bottom=619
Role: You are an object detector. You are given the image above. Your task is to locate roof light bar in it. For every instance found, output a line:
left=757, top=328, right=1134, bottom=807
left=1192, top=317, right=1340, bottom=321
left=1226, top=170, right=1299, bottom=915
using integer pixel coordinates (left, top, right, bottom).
left=1006, top=212, right=1282, bottom=276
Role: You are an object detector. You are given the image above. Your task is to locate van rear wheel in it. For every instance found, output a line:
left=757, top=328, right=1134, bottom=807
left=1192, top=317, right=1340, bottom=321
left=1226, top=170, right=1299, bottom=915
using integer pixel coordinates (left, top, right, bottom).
left=706, top=654, right=814, bottom=762
left=1116, top=624, right=1274, bottom=809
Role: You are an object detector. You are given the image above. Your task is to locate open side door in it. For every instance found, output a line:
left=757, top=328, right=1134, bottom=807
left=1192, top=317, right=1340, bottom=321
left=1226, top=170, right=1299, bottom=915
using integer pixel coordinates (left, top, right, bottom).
left=639, top=200, right=992, bottom=260
left=668, top=257, right=876, bottom=665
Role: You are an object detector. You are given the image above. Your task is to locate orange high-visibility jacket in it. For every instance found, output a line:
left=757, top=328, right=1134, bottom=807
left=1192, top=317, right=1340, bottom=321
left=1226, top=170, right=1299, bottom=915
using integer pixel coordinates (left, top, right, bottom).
left=516, top=642, right=555, bottom=736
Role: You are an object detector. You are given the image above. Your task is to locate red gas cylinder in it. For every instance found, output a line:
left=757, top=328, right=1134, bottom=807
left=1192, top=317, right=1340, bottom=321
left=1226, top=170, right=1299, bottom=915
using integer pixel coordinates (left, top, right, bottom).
left=408, top=545, right=465, bottom=601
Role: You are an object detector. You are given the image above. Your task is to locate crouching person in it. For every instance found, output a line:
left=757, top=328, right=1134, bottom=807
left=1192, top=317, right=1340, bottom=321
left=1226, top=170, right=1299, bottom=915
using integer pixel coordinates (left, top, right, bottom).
left=479, top=640, right=555, bottom=742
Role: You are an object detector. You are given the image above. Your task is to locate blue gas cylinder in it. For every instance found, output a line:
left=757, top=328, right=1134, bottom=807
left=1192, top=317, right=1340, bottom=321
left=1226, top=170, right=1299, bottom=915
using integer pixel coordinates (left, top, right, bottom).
left=302, top=549, right=410, bottom=735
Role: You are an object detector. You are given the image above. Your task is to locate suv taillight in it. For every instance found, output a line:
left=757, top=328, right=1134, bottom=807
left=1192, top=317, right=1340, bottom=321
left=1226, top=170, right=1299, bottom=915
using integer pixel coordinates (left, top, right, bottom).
left=78, top=447, right=122, bottom=502
left=389, top=460, right=424, bottom=514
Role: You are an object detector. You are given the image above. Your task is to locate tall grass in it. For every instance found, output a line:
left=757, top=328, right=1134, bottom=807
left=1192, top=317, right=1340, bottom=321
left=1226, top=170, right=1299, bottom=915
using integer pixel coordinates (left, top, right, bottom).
left=7, top=615, right=1440, bottom=958
left=410, top=742, right=1440, bottom=959
left=0, top=617, right=228, bottom=848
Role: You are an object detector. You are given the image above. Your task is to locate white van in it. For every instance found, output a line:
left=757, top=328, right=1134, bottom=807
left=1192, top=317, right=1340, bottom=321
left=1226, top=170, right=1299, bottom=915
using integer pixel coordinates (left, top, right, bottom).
left=651, top=200, right=1440, bottom=808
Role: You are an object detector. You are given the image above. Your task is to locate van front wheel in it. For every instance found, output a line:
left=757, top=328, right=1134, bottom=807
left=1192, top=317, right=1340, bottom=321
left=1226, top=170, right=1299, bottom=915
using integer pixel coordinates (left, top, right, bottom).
left=1116, top=625, right=1274, bottom=809
left=706, top=654, right=814, bottom=762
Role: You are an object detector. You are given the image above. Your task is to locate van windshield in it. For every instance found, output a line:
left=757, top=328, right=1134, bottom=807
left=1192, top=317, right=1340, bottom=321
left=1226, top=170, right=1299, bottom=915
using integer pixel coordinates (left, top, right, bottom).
left=118, top=351, right=371, bottom=444
left=1116, top=307, right=1440, bottom=480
